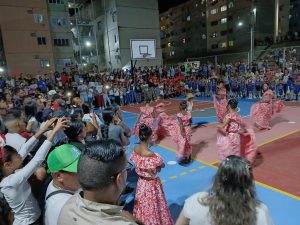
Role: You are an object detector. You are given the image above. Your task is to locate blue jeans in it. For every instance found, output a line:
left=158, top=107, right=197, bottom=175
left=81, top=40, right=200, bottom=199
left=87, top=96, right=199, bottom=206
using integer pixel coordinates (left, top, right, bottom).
left=130, top=91, right=137, bottom=103
left=80, top=93, right=88, bottom=103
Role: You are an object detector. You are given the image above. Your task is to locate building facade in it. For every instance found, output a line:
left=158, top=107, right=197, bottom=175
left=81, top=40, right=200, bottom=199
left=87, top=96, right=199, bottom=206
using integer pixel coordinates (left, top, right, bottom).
left=70, top=0, right=162, bottom=71
left=160, top=0, right=296, bottom=63
left=47, top=0, right=74, bottom=71
left=0, top=0, right=55, bottom=75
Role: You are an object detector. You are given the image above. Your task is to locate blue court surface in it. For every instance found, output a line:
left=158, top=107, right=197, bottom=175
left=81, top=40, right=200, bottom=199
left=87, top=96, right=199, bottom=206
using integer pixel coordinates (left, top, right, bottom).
left=119, top=97, right=300, bottom=225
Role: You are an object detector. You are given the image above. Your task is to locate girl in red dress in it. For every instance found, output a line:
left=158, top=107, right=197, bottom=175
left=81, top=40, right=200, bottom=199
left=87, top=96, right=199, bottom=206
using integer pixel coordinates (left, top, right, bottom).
left=132, top=99, right=155, bottom=137
left=152, top=102, right=178, bottom=142
left=130, top=124, right=174, bottom=225
left=176, top=101, right=192, bottom=164
left=217, top=99, right=242, bottom=162
left=213, top=81, right=228, bottom=122
left=250, top=83, right=285, bottom=130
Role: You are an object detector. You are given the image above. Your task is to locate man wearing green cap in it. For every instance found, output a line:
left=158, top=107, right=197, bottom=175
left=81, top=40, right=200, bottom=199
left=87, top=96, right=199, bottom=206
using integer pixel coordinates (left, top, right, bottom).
left=44, top=144, right=81, bottom=225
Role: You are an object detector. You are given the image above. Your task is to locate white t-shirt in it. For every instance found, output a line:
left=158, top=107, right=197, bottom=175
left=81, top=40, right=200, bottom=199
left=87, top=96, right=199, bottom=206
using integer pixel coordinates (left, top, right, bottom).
left=28, top=117, right=40, bottom=133
left=183, top=192, right=274, bottom=225
left=5, top=133, right=26, bottom=152
left=82, top=113, right=102, bottom=127
left=44, top=181, right=74, bottom=225
left=0, top=138, right=52, bottom=225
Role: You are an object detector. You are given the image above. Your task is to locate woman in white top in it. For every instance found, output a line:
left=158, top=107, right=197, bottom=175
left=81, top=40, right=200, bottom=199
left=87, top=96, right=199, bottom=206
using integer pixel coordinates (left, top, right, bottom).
left=0, top=118, right=68, bottom=225
left=176, top=155, right=274, bottom=225
left=24, top=101, right=39, bottom=134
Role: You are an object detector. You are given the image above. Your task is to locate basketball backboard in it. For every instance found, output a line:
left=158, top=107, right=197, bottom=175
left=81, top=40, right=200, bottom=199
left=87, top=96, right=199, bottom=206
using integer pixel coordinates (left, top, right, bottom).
left=130, top=39, right=156, bottom=60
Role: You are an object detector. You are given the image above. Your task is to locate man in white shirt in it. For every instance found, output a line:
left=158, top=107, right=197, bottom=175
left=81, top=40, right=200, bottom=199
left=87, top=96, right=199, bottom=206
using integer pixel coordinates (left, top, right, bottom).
left=4, top=113, right=27, bottom=152
left=44, top=144, right=81, bottom=225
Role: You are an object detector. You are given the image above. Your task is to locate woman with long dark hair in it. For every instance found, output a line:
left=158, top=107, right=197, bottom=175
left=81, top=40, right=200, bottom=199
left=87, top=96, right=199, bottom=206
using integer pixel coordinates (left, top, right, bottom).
left=176, top=155, right=273, bottom=225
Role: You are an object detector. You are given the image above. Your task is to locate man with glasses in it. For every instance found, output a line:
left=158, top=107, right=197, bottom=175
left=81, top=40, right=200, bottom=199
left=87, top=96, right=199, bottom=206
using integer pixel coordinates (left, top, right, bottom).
left=58, top=139, right=139, bottom=225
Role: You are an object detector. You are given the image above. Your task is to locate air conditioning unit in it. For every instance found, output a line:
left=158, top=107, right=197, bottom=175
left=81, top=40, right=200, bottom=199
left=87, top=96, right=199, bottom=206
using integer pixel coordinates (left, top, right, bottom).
left=33, top=55, right=40, bottom=59
left=27, top=9, right=33, bottom=14
left=30, top=33, right=36, bottom=37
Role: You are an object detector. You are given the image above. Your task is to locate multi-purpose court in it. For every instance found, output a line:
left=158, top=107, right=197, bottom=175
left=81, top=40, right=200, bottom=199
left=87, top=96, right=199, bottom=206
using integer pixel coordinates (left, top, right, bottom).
left=120, top=97, right=300, bottom=225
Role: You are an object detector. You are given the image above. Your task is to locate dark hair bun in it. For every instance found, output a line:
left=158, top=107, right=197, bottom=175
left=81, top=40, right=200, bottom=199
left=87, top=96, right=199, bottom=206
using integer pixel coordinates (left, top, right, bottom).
left=180, top=100, right=188, bottom=109
left=139, top=124, right=152, bottom=142
left=228, top=99, right=238, bottom=109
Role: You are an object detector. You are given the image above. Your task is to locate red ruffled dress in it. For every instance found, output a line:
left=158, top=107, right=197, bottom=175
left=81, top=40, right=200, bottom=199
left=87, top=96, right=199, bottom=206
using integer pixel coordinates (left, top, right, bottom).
left=250, top=90, right=285, bottom=130
left=130, top=152, right=174, bottom=225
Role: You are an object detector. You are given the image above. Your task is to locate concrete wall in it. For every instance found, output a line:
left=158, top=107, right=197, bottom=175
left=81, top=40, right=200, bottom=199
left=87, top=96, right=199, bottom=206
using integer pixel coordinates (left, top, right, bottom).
left=47, top=2, right=74, bottom=71
left=115, top=0, right=162, bottom=68
left=0, top=0, right=55, bottom=75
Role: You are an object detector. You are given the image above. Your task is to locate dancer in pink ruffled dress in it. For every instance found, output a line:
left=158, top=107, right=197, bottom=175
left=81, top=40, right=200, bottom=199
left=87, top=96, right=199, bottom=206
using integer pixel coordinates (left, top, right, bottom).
left=132, top=99, right=155, bottom=137
left=152, top=103, right=178, bottom=142
left=217, top=99, right=242, bottom=162
left=130, top=124, right=174, bottom=225
left=213, top=82, right=228, bottom=122
left=176, top=101, right=192, bottom=164
left=250, top=83, right=285, bottom=130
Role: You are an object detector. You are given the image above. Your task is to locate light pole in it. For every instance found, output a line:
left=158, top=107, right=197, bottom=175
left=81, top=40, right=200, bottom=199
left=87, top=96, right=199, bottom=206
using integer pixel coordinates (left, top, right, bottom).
left=238, top=8, right=256, bottom=65
left=250, top=8, right=257, bottom=64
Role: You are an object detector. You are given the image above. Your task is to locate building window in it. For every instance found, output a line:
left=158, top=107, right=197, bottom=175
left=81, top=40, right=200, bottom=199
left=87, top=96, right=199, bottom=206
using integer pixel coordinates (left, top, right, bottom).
left=228, top=2, right=234, bottom=8
left=114, top=34, right=117, bottom=43
left=54, top=38, right=69, bottom=46
left=187, top=16, right=191, bottom=21
left=51, top=17, right=67, bottom=26
left=56, top=58, right=71, bottom=67
left=40, top=59, right=50, bottom=68
left=48, top=0, right=65, bottom=4
left=221, top=30, right=227, bottom=36
left=211, top=20, right=218, bottom=26
left=221, top=18, right=227, bottom=24
left=112, top=15, right=115, bottom=23
left=202, top=11, right=206, bottom=17
left=221, top=42, right=227, bottom=48
left=211, top=32, right=218, bottom=38
left=37, top=37, right=46, bottom=45
left=202, top=34, right=206, bottom=39
left=211, top=44, right=218, bottom=49
left=229, top=40, right=234, bottom=47
left=211, top=9, right=218, bottom=15
left=221, top=5, right=227, bottom=12
left=33, top=14, right=43, bottom=24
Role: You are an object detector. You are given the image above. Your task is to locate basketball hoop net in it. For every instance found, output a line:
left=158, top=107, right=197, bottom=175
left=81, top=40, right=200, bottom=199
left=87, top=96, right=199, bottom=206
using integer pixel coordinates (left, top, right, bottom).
left=142, top=53, right=151, bottom=62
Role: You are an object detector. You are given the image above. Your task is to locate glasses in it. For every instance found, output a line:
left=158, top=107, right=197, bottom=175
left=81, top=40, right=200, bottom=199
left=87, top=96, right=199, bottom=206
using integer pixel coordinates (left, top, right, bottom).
left=110, top=162, right=132, bottom=179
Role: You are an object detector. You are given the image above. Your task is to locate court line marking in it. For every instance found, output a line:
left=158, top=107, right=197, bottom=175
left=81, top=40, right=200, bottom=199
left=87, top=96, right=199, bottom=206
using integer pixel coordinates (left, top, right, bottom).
left=158, top=143, right=300, bottom=201
left=257, top=128, right=300, bottom=147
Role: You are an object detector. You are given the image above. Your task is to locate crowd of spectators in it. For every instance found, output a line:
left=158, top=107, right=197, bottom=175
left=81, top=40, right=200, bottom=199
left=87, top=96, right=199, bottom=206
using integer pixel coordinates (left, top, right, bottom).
left=0, top=46, right=297, bottom=225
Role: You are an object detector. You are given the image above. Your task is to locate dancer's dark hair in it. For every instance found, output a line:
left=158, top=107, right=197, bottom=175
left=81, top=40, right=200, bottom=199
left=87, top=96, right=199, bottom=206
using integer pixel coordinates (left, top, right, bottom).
left=138, top=124, right=152, bottom=142
left=180, top=100, right=188, bottom=110
left=227, top=99, right=238, bottom=110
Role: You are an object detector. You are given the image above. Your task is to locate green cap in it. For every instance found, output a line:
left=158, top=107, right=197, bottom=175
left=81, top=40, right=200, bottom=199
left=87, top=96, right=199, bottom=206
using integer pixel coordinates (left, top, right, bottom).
left=47, top=144, right=81, bottom=173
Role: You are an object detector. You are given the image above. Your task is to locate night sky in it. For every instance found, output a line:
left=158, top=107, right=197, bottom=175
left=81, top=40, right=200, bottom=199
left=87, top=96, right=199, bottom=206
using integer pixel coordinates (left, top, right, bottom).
left=158, top=0, right=188, bottom=13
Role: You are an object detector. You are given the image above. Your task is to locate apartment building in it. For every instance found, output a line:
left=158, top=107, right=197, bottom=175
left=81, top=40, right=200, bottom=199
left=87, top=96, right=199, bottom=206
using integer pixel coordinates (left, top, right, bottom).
left=160, top=0, right=295, bottom=62
left=289, top=0, right=300, bottom=37
left=160, top=0, right=207, bottom=62
left=0, top=0, right=74, bottom=75
left=0, top=0, right=55, bottom=75
left=48, top=0, right=74, bottom=71
left=70, top=0, right=162, bottom=70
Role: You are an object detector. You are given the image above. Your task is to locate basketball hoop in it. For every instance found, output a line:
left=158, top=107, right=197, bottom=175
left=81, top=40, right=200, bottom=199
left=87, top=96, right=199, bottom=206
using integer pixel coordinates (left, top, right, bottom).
left=142, top=53, right=151, bottom=62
